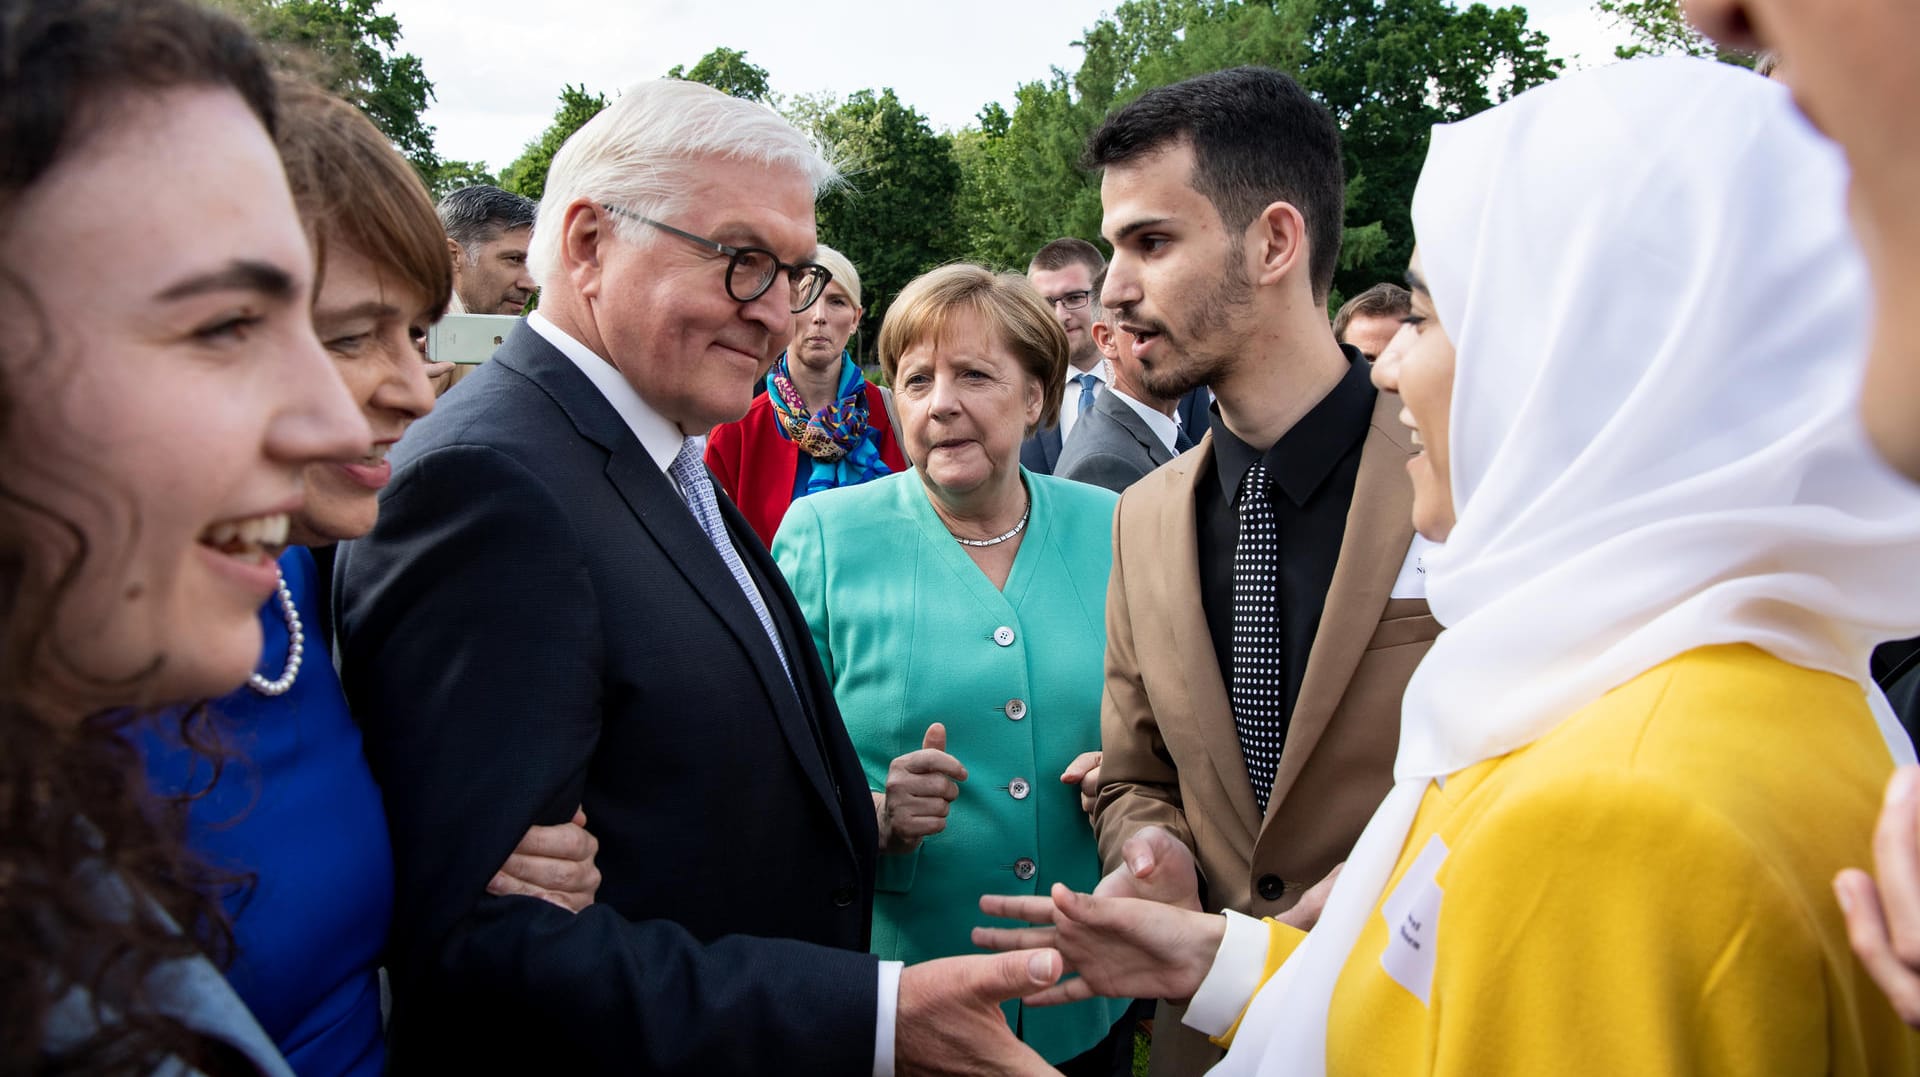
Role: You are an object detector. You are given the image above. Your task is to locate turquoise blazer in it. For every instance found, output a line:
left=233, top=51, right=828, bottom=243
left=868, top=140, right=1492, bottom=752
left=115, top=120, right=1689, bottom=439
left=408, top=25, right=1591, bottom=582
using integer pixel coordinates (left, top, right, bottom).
left=773, top=468, right=1122, bottom=1064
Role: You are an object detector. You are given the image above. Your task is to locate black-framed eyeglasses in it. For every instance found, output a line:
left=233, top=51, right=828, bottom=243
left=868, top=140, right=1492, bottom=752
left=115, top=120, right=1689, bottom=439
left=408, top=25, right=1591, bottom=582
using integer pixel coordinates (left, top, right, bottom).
left=603, top=205, right=832, bottom=313
left=1046, top=290, right=1092, bottom=311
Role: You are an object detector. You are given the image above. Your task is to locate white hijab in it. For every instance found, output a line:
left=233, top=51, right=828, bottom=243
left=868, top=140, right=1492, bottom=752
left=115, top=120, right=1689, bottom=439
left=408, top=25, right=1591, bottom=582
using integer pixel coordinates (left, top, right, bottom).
left=1214, top=56, right=1920, bottom=1076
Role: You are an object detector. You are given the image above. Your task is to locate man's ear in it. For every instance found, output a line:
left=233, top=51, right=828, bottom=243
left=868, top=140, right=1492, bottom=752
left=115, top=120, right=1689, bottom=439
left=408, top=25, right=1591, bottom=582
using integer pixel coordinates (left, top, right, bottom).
left=561, top=200, right=607, bottom=300
left=1248, top=201, right=1310, bottom=290
left=1091, top=320, right=1120, bottom=361
left=446, top=237, right=466, bottom=280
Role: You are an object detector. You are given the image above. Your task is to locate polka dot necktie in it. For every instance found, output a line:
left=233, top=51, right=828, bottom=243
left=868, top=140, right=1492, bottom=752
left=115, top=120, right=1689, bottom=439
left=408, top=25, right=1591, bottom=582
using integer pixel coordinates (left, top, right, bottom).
left=1230, top=462, right=1286, bottom=814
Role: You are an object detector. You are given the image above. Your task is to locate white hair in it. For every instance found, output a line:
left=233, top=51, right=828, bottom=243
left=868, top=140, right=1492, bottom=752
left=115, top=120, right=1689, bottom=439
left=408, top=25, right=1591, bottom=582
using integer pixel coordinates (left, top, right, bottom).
left=811, top=243, right=861, bottom=308
left=528, top=79, right=840, bottom=286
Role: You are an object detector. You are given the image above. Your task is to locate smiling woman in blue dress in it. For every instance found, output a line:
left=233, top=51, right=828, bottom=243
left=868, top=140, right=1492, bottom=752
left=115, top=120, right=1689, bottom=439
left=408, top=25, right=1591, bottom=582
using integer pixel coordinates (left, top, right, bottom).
left=132, top=78, right=603, bottom=1077
left=773, top=263, right=1125, bottom=1073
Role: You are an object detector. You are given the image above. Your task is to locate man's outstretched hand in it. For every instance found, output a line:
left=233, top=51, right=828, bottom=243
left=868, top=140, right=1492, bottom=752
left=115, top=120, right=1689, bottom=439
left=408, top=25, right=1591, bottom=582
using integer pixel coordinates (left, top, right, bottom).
left=895, top=949, right=1065, bottom=1076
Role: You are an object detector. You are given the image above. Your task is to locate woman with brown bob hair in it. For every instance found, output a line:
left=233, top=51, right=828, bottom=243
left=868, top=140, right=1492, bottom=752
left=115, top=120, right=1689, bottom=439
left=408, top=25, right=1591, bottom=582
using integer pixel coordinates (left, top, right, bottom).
left=129, top=72, right=603, bottom=1077
left=771, top=264, right=1130, bottom=1072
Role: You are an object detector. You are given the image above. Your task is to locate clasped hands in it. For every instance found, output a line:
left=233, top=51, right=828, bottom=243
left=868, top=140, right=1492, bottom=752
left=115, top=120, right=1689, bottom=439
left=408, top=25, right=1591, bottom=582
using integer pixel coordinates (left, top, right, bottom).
left=971, top=826, right=1343, bottom=1008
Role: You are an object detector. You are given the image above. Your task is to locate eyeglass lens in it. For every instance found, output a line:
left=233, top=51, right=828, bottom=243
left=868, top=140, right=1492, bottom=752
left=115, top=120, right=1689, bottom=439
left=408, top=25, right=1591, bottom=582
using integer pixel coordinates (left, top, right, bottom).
left=727, top=249, right=829, bottom=313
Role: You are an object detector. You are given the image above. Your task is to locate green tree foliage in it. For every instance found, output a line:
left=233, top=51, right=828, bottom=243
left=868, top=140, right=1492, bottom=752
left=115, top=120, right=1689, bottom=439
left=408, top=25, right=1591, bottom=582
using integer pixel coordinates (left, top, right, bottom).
left=214, top=0, right=440, bottom=180
left=953, top=0, right=1560, bottom=302
left=1306, top=0, right=1560, bottom=298
left=949, top=106, right=1019, bottom=268
left=1594, top=0, right=1757, bottom=66
left=428, top=159, right=500, bottom=201
left=667, top=46, right=774, bottom=103
left=813, top=90, right=963, bottom=353
left=499, top=84, right=610, bottom=201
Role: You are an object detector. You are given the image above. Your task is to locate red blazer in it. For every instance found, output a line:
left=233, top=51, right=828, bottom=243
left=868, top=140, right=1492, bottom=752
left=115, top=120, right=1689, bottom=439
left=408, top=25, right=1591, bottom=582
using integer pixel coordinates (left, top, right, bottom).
left=706, top=384, right=909, bottom=547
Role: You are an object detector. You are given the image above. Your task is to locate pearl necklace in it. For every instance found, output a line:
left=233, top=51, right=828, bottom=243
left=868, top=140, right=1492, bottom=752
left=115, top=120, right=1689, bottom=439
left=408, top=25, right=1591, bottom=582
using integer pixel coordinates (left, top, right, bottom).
left=949, top=497, right=1032, bottom=548
left=247, top=566, right=304, bottom=697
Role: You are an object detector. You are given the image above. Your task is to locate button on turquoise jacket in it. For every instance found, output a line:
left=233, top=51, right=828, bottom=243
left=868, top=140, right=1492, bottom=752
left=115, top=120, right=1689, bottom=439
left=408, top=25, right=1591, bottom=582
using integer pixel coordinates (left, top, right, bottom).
left=773, top=468, right=1123, bottom=1064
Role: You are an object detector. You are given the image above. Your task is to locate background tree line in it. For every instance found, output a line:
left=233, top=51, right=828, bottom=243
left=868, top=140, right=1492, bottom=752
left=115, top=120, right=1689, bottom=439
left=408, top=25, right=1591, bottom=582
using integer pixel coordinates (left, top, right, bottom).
left=219, top=0, right=1730, bottom=356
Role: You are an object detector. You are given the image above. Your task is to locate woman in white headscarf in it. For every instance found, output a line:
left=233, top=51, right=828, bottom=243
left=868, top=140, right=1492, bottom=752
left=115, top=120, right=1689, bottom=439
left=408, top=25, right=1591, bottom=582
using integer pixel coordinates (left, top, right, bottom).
left=981, top=56, right=1920, bottom=1074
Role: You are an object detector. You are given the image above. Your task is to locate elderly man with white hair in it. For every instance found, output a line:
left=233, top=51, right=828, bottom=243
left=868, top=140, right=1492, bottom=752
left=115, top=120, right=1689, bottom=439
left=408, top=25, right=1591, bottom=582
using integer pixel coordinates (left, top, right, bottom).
left=336, top=79, right=1064, bottom=1076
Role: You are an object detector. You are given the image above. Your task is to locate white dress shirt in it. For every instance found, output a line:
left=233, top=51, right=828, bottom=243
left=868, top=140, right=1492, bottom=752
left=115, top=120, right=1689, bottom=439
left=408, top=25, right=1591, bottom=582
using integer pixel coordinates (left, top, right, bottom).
left=1108, top=387, right=1182, bottom=456
left=527, top=312, right=905, bottom=1076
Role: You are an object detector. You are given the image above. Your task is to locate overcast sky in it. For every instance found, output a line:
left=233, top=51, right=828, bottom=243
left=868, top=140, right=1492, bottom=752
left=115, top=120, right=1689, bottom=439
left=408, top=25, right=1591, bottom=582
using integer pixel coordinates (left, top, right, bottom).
left=384, top=0, right=1631, bottom=174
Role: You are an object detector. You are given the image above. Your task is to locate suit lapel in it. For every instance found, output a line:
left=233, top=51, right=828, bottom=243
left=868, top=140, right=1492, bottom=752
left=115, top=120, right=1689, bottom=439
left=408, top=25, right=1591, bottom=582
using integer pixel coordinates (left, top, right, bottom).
left=723, top=494, right=861, bottom=852
left=603, top=449, right=795, bottom=706
left=1101, top=392, right=1174, bottom=467
left=1261, top=389, right=1417, bottom=822
left=497, top=330, right=853, bottom=842
left=1150, top=437, right=1264, bottom=842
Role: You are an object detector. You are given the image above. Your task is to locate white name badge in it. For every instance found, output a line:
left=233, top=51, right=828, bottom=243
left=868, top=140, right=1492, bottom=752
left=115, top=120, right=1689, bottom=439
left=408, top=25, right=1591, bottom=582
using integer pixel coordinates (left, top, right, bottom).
left=1378, top=833, right=1449, bottom=1005
left=1390, top=535, right=1440, bottom=600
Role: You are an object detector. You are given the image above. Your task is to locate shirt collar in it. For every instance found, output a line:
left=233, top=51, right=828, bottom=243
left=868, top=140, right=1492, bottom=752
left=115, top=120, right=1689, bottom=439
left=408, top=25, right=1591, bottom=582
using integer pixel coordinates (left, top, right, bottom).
left=1109, top=388, right=1182, bottom=455
left=528, top=311, right=688, bottom=476
left=1212, top=344, right=1376, bottom=507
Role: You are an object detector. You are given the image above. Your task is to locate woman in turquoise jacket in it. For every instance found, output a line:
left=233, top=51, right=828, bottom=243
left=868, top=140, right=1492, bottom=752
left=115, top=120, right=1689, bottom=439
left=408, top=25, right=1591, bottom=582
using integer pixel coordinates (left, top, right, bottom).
left=773, top=264, right=1124, bottom=1072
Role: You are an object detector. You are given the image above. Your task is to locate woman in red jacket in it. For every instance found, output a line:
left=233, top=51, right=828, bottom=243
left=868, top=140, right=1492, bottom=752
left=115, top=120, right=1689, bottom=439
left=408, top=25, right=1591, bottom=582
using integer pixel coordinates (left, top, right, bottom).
left=707, top=245, right=908, bottom=545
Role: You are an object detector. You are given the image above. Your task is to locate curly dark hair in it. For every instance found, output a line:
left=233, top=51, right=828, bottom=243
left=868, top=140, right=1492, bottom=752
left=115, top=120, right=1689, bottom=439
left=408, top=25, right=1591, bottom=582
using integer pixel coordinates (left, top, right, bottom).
left=0, top=0, right=281, bottom=1071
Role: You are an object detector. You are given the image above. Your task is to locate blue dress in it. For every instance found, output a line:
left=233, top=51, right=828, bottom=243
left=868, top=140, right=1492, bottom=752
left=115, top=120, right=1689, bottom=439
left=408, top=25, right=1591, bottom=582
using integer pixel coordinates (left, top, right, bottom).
left=136, top=547, right=392, bottom=1077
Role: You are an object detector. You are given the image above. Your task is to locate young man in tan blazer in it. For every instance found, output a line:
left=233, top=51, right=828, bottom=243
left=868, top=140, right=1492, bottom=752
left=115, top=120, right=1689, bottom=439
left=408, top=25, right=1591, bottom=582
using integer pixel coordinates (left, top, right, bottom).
left=1083, top=68, right=1441, bottom=1075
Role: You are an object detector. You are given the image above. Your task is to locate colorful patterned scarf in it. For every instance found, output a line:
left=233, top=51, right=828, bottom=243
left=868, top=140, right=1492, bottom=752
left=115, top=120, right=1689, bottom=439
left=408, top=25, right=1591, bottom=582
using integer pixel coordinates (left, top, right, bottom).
left=768, top=353, right=893, bottom=497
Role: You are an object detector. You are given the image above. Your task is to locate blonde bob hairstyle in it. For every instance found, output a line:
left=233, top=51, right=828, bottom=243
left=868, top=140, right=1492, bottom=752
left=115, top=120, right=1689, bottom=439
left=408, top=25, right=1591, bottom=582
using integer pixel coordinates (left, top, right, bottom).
left=811, top=243, right=861, bottom=309
left=878, top=264, right=1068, bottom=436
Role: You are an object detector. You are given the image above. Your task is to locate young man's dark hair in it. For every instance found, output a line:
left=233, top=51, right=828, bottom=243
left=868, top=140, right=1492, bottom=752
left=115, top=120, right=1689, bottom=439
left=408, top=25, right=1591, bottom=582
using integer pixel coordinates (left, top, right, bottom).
left=435, top=183, right=536, bottom=257
left=1084, top=66, right=1345, bottom=303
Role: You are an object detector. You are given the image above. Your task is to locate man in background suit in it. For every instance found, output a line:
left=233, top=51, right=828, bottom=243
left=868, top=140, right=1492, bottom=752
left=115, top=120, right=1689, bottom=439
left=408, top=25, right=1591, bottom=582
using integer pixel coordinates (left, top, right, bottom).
left=1022, top=239, right=1214, bottom=474
left=1020, top=238, right=1109, bottom=474
left=1056, top=270, right=1190, bottom=493
left=1084, top=68, right=1440, bottom=1074
left=336, top=79, right=1061, bottom=1077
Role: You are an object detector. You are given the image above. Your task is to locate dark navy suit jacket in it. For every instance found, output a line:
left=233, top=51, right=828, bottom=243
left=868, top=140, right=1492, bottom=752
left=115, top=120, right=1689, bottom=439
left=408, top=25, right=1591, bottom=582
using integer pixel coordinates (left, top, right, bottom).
left=336, top=321, right=880, bottom=1075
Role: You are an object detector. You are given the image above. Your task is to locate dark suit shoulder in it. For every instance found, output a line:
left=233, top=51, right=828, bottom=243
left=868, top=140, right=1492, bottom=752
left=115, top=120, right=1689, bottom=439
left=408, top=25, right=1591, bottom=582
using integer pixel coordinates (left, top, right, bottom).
left=392, top=353, right=580, bottom=460
left=1057, top=451, right=1149, bottom=495
left=1020, top=424, right=1062, bottom=475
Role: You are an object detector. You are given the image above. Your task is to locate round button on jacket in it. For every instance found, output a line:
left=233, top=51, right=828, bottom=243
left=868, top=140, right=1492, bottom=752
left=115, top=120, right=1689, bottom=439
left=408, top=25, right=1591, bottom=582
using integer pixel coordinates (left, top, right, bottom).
left=1005, top=698, right=1028, bottom=720
left=1013, top=857, right=1037, bottom=881
left=993, top=626, right=1016, bottom=647
left=1009, top=778, right=1031, bottom=800
left=1257, top=874, right=1286, bottom=901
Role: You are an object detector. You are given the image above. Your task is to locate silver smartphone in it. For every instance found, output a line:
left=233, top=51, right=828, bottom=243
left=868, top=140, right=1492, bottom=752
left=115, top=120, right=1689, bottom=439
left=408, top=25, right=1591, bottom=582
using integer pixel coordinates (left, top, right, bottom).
left=427, top=313, right=520, bottom=365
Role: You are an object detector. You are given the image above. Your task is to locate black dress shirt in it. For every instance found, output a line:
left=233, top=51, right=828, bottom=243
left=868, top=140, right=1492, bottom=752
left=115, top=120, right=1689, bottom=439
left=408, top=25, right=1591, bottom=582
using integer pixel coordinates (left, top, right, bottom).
left=1198, top=346, right=1376, bottom=748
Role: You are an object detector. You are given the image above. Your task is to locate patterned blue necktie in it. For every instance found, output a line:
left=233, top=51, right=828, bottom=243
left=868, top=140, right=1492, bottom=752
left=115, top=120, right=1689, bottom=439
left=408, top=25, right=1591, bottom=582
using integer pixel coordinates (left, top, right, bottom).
left=1077, top=372, right=1099, bottom=418
left=1230, top=462, right=1285, bottom=813
left=667, top=438, right=791, bottom=683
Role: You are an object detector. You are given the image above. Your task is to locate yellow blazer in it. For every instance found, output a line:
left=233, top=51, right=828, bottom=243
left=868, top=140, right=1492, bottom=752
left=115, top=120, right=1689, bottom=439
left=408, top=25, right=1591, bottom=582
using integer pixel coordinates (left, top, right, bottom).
left=1232, top=645, right=1920, bottom=1075
left=1093, top=387, right=1439, bottom=1073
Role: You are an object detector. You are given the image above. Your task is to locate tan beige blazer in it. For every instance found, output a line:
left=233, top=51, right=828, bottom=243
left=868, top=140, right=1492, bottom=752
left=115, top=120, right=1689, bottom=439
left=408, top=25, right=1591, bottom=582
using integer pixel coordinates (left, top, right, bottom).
left=1095, top=386, right=1440, bottom=915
